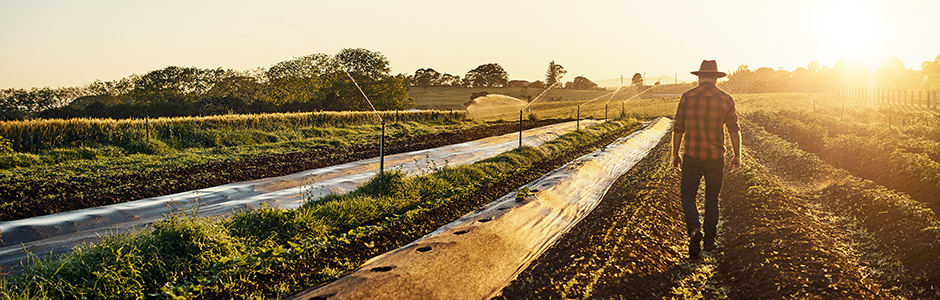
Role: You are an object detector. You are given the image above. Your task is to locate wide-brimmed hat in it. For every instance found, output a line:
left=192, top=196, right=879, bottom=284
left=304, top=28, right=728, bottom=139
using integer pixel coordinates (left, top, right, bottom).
left=691, top=60, right=727, bottom=78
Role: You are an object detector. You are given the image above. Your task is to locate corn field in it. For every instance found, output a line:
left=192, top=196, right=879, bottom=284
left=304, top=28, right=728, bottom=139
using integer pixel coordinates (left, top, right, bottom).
left=0, top=110, right=466, bottom=153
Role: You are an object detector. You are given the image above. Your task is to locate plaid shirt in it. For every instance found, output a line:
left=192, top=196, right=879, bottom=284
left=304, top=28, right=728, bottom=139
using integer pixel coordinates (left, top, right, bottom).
left=674, top=82, right=739, bottom=160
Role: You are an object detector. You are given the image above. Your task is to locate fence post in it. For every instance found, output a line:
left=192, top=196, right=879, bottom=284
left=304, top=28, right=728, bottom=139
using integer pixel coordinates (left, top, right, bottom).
left=933, top=91, right=940, bottom=108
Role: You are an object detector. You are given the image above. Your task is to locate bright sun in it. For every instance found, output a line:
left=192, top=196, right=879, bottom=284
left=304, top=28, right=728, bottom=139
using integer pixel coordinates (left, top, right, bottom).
left=819, top=1, right=883, bottom=65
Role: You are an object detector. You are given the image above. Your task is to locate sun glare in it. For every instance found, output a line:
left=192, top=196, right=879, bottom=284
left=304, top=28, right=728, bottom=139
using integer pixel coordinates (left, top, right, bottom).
left=820, top=1, right=883, bottom=65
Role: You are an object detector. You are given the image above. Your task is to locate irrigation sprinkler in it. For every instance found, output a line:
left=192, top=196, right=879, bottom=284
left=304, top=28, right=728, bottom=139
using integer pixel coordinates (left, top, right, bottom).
left=519, top=110, right=523, bottom=148
left=341, top=67, right=386, bottom=174
left=603, top=86, right=624, bottom=120
left=517, top=83, right=558, bottom=148
left=576, top=89, right=620, bottom=131
left=276, top=22, right=387, bottom=174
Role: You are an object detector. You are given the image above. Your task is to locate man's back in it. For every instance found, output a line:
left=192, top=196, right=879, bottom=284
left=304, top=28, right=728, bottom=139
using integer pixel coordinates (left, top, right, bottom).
left=674, top=82, right=739, bottom=160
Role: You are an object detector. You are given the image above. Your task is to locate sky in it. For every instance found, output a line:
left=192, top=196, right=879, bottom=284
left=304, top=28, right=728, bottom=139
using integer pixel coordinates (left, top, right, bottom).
left=2, top=0, right=939, bottom=89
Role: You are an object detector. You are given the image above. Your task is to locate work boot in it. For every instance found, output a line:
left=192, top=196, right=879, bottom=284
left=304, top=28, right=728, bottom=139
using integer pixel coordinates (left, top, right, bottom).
left=689, top=230, right=703, bottom=258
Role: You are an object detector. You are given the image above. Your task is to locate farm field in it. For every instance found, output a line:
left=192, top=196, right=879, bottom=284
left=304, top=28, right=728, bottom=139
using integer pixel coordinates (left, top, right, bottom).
left=1, top=91, right=939, bottom=299
left=409, top=84, right=693, bottom=121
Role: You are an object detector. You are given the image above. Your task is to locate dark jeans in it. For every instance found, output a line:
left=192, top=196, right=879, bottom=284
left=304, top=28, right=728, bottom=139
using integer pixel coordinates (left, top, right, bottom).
left=680, top=155, right=724, bottom=243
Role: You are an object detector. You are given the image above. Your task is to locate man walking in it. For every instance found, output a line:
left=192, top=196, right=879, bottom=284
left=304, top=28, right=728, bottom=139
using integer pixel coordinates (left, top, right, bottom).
left=672, top=60, right=741, bottom=258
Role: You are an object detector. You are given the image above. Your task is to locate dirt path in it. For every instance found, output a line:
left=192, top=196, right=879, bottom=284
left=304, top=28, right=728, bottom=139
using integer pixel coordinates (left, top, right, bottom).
left=496, top=124, right=940, bottom=299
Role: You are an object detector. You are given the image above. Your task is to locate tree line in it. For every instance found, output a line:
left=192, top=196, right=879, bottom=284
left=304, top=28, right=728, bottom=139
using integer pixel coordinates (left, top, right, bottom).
left=1, top=48, right=415, bottom=120
left=406, top=61, right=603, bottom=91
left=8, top=53, right=936, bottom=121
left=720, top=55, right=940, bottom=94
left=405, top=63, right=510, bottom=89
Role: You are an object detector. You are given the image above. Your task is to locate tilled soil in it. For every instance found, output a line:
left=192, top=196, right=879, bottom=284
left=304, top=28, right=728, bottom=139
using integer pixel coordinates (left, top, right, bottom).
left=0, top=119, right=564, bottom=221
left=496, top=128, right=688, bottom=299
left=495, top=124, right=940, bottom=299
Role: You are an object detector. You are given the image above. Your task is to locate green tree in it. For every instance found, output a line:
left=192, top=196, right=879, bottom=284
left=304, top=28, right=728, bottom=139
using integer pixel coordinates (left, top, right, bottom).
left=440, top=73, right=461, bottom=87
left=324, top=74, right=414, bottom=111
left=414, top=68, right=442, bottom=90
left=546, top=61, right=566, bottom=87
left=320, top=49, right=413, bottom=111
left=203, top=71, right=265, bottom=114
left=465, top=63, right=509, bottom=88
left=265, top=53, right=334, bottom=80
left=131, top=66, right=225, bottom=104
left=566, top=76, right=598, bottom=90
left=335, top=48, right=391, bottom=80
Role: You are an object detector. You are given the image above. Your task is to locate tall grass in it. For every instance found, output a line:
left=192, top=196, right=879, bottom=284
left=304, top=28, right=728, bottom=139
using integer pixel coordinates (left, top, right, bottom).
left=0, top=110, right=466, bottom=153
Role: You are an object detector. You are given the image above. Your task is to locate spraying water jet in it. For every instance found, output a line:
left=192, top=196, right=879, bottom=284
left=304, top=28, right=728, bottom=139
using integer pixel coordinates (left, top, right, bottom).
left=518, top=83, right=558, bottom=147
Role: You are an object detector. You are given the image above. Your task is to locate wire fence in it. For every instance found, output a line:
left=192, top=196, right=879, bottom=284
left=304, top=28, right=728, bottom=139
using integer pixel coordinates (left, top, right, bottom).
left=839, top=87, right=940, bottom=109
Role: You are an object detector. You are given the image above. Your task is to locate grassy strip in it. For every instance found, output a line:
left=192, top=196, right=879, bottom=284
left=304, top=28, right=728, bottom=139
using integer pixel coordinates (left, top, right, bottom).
left=0, top=110, right=466, bottom=153
left=0, top=119, right=472, bottom=173
left=0, top=119, right=637, bottom=299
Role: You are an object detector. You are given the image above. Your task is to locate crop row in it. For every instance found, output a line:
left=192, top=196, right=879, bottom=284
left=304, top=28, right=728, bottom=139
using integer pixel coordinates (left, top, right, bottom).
left=729, top=120, right=940, bottom=297
left=0, top=110, right=466, bottom=153
left=746, top=109, right=940, bottom=213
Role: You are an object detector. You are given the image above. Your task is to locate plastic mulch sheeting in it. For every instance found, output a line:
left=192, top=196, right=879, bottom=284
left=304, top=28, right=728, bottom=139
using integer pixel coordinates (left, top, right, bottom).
left=288, top=117, right=673, bottom=300
left=0, top=120, right=600, bottom=272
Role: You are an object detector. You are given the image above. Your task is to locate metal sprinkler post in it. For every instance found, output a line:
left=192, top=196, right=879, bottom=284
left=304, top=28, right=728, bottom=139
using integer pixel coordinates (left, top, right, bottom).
left=519, top=110, right=523, bottom=148
left=341, top=67, right=385, bottom=174
left=380, top=119, right=385, bottom=173
left=577, top=106, right=580, bottom=130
